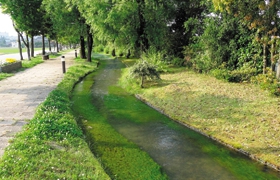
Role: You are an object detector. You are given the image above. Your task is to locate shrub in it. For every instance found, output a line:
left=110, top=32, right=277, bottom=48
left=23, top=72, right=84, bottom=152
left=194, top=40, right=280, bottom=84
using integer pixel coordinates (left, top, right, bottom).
left=94, top=45, right=104, bottom=52
left=104, top=47, right=110, bottom=54
left=251, top=68, right=280, bottom=96
left=172, top=57, right=185, bottom=67
left=210, top=68, right=231, bottom=81
left=141, top=48, right=168, bottom=72
left=117, top=49, right=124, bottom=57
left=129, top=60, right=160, bottom=88
left=228, top=63, right=257, bottom=82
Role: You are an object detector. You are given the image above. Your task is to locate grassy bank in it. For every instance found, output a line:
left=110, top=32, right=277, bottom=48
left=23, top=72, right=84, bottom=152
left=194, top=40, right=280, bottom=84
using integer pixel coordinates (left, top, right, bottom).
left=71, top=61, right=168, bottom=180
left=119, top=64, right=280, bottom=171
left=0, top=59, right=109, bottom=179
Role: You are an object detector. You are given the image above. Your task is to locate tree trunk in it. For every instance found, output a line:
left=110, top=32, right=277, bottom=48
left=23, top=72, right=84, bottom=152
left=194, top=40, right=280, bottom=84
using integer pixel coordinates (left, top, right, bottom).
left=136, top=0, right=149, bottom=52
left=26, top=35, right=31, bottom=61
left=56, top=39, right=59, bottom=52
left=141, top=75, right=144, bottom=88
left=277, top=50, right=280, bottom=79
left=126, top=49, right=131, bottom=59
left=271, top=40, right=275, bottom=71
left=87, top=26, right=93, bottom=62
left=31, top=35, right=34, bottom=57
left=42, top=33, right=46, bottom=55
left=13, top=25, right=30, bottom=60
left=17, top=33, right=23, bottom=60
left=112, top=48, right=116, bottom=57
left=80, top=36, right=86, bottom=59
left=48, top=38, right=51, bottom=52
left=263, top=42, right=267, bottom=74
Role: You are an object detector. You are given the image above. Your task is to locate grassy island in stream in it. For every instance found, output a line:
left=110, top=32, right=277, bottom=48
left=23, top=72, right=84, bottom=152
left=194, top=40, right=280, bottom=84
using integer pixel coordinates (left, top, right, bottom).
left=0, top=58, right=110, bottom=179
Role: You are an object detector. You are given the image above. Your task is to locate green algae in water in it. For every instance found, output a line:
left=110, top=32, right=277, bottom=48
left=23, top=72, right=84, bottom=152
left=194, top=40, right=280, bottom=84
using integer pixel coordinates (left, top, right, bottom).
left=71, top=73, right=168, bottom=180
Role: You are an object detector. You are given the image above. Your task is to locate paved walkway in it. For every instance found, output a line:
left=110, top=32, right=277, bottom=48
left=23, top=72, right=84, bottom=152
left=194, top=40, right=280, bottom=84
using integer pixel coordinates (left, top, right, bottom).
left=0, top=51, right=75, bottom=157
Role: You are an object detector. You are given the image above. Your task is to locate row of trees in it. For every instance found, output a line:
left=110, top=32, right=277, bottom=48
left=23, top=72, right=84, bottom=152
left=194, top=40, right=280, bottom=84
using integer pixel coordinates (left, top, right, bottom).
left=1, top=0, right=280, bottom=80
left=0, top=0, right=205, bottom=61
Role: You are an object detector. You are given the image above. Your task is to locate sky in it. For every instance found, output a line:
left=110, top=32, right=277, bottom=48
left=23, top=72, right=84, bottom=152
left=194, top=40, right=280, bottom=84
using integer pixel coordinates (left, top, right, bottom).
left=0, top=12, right=17, bottom=36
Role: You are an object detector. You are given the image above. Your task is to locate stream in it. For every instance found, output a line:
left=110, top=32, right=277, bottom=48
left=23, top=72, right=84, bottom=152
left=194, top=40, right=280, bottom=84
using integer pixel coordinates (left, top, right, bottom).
left=73, top=54, right=280, bottom=180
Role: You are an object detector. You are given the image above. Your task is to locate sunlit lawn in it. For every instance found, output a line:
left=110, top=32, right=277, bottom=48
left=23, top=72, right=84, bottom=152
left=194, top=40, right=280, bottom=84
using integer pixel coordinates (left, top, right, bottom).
left=132, top=69, right=280, bottom=169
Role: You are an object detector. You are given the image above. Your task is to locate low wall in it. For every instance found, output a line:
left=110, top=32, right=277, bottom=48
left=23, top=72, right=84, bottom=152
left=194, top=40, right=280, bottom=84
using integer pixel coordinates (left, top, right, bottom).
left=0, top=61, right=22, bottom=73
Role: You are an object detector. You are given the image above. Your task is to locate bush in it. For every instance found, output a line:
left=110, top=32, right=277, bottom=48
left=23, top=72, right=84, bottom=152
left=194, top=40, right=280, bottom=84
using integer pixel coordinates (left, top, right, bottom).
left=210, top=68, right=231, bottom=81
left=172, top=57, right=185, bottom=67
left=94, top=45, right=104, bottom=52
left=251, top=68, right=280, bottom=96
left=141, top=48, right=168, bottom=72
left=129, top=60, right=160, bottom=88
left=117, top=49, right=125, bottom=57
left=104, top=47, right=110, bottom=54
left=228, top=63, right=257, bottom=82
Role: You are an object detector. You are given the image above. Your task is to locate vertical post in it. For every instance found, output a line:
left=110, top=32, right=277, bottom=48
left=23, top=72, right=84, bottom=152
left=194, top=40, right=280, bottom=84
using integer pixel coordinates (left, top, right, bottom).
left=75, top=50, right=77, bottom=58
left=61, top=56, right=66, bottom=74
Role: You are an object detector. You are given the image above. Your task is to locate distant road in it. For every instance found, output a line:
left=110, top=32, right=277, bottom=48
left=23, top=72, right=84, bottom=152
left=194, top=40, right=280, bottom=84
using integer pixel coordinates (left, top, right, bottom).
left=0, top=51, right=41, bottom=64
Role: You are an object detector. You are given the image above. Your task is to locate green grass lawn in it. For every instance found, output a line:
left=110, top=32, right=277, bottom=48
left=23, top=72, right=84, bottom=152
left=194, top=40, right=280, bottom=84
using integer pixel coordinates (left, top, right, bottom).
left=119, top=65, right=280, bottom=172
left=0, top=47, right=41, bottom=55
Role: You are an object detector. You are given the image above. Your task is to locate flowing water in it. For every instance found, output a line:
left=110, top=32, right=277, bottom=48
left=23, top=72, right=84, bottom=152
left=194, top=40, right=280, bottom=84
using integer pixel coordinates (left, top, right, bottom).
left=74, top=54, right=280, bottom=180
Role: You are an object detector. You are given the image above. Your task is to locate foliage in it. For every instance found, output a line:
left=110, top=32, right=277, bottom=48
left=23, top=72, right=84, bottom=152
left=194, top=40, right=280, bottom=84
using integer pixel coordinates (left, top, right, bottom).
left=129, top=60, right=160, bottom=88
left=210, top=68, right=231, bottom=81
left=140, top=48, right=168, bottom=72
left=93, top=45, right=104, bottom=53
left=210, top=62, right=258, bottom=82
left=251, top=68, right=280, bottom=96
left=42, top=0, right=84, bottom=45
left=229, top=63, right=257, bottom=82
left=212, top=0, right=280, bottom=74
left=171, top=57, right=185, bottom=67
left=0, top=61, right=110, bottom=179
left=0, top=73, right=13, bottom=80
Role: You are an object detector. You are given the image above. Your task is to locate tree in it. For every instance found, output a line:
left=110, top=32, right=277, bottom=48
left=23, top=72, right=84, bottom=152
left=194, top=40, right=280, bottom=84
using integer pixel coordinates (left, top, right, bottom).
left=129, top=60, right=160, bottom=88
left=0, top=0, right=50, bottom=60
left=167, top=0, right=206, bottom=57
left=67, top=0, right=172, bottom=56
left=212, top=0, right=280, bottom=74
left=43, top=0, right=87, bottom=57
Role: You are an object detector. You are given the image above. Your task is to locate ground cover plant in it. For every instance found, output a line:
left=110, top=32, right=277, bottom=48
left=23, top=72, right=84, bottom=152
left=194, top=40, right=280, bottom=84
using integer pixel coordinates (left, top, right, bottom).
left=0, top=59, right=109, bottom=179
left=127, top=69, right=280, bottom=171
left=0, top=73, right=13, bottom=80
left=71, top=60, right=168, bottom=180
